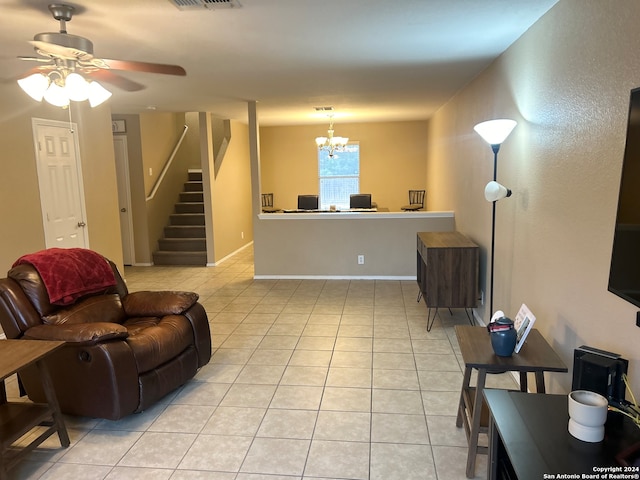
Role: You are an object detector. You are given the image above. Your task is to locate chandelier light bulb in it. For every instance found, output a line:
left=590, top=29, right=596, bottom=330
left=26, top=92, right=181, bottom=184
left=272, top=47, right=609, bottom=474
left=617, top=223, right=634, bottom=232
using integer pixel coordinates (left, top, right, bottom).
left=17, top=73, right=50, bottom=102
left=88, top=81, right=112, bottom=107
left=43, top=81, right=70, bottom=107
left=65, top=72, right=91, bottom=101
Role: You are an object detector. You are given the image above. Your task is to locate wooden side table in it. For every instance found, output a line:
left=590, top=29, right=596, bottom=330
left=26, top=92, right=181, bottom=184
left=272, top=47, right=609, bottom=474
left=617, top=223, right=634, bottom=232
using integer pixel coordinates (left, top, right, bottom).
left=0, top=340, right=70, bottom=479
left=454, top=325, right=567, bottom=478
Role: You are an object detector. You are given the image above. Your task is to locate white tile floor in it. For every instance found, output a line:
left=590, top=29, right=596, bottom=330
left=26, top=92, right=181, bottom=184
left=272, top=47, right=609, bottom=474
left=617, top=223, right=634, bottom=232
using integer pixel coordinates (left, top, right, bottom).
left=6, top=245, right=518, bottom=480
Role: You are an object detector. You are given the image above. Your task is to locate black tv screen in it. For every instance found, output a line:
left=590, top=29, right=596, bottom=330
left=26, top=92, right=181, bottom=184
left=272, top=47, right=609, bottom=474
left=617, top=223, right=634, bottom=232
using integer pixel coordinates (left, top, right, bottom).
left=608, top=87, right=640, bottom=307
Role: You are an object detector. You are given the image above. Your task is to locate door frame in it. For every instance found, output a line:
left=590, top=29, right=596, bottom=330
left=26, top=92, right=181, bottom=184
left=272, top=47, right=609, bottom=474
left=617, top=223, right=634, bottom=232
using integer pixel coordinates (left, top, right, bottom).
left=113, top=135, right=135, bottom=265
left=32, top=117, right=90, bottom=249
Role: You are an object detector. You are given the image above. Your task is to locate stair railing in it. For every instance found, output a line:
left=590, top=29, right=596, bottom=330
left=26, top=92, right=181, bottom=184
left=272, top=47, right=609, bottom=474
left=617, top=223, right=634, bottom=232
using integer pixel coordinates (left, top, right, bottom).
left=146, top=124, right=189, bottom=202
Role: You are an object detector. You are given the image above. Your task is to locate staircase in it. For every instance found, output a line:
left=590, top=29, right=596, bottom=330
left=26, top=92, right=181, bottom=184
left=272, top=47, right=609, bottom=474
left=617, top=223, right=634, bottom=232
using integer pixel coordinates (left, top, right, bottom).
left=152, top=170, right=207, bottom=266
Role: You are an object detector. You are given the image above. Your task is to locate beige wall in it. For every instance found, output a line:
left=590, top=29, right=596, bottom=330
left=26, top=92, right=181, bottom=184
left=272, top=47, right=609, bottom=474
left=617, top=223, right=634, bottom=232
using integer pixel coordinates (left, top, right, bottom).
left=211, top=120, right=254, bottom=260
left=427, top=0, right=640, bottom=396
left=0, top=102, right=122, bottom=275
left=260, top=121, right=429, bottom=211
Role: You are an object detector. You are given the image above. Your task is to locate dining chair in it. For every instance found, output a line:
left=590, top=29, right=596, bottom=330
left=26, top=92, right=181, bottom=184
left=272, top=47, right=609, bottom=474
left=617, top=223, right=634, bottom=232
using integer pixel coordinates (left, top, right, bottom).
left=401, top=189, right=425, bottom=211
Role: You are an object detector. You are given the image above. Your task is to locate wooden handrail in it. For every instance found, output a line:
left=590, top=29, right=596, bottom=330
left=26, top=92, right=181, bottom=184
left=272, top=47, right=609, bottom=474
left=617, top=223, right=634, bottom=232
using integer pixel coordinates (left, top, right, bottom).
left=146, top=124, right=189, bottom=202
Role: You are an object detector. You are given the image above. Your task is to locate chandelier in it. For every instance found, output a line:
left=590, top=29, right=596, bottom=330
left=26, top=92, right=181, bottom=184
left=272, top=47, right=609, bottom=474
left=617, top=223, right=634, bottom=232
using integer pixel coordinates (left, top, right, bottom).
left=315, top=114, right=349, bottom=158
left=17, top=63, right=112, bottom=108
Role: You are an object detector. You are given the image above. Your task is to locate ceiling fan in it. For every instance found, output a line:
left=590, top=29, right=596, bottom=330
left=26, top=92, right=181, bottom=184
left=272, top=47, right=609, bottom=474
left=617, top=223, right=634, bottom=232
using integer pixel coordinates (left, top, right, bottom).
left=17, top=3, right=186, bottom=105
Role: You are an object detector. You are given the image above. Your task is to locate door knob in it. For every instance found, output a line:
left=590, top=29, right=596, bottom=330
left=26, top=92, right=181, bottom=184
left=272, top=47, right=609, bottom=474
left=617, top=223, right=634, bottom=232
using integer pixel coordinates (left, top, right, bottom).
left=120, top=208, right=127, bottom=212
left=77, top=221, right=86, bottom=227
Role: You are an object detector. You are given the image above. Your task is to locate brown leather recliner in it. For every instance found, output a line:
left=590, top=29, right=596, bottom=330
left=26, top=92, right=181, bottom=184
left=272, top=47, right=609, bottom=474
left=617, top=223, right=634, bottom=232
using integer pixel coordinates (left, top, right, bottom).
left=0, top=257, right=211, bottom=420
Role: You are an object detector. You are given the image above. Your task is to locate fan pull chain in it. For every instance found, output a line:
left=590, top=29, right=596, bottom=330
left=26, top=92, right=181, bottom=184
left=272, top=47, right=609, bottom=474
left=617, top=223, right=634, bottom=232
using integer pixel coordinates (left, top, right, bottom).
left=67, top=104, right=75, bottom=133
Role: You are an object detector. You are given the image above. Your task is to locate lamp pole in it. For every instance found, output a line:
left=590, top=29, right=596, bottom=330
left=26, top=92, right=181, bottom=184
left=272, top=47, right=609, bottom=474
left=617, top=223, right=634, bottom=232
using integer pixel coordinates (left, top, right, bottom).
left=489, top=143, right=500, bottom=317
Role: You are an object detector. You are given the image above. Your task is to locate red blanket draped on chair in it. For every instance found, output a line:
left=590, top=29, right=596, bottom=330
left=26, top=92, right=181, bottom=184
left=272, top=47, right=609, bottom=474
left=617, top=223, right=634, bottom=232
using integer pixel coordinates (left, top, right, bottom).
left=12, top=248, right=117, bottom=305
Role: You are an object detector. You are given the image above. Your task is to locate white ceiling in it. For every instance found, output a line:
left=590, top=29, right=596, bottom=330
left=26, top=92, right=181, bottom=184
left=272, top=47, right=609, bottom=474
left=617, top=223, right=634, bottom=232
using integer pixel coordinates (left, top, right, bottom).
left=0, top=0, right=558, bottom=126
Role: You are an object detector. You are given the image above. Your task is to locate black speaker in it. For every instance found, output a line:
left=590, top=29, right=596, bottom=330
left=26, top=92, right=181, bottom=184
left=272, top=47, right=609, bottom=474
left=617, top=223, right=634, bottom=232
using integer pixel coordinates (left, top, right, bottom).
left=572, top=346, right=628, bottom=404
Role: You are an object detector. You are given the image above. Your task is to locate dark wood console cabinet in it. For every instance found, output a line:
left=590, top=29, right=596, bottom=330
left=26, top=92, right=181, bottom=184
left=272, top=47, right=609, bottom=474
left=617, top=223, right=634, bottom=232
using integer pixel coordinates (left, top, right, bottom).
left=484, top=390, right=640, bottom=480
left=416, top=231, right=479, bottom=330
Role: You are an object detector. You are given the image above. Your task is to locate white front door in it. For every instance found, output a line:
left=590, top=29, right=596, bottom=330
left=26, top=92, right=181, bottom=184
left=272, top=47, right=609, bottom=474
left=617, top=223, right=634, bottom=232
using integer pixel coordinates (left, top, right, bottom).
left=33, top=118, right=89, bottom=249
left=113, top=136, right=135, bottom=265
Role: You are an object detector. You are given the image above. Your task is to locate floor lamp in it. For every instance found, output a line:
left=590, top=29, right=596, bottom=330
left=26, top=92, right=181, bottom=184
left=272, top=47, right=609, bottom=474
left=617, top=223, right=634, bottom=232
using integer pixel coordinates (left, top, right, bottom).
left=473, top=119, right=517, bottom=317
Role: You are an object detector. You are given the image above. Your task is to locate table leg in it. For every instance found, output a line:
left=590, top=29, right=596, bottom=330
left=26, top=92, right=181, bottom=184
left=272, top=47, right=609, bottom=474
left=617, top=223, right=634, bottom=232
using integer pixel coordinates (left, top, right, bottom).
left=535, top=371, right=546, bottom=393
left=0, top=379, right=6, bottom=404
left=35, top=359, right=70, bottom=447
left=466, top=368, right=487, bottom=478
left=426, top=308, right=439, bottom=332
left=519, top=372, right=528, bottom=392
left=487, top=412, right=498, bottom=480
left=456, top=366, right=472, bottom=428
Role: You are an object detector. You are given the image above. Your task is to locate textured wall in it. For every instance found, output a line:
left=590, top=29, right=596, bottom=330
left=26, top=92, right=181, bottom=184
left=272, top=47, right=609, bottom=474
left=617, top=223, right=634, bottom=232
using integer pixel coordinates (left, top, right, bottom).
left=427, top=0, right=640, bottom=395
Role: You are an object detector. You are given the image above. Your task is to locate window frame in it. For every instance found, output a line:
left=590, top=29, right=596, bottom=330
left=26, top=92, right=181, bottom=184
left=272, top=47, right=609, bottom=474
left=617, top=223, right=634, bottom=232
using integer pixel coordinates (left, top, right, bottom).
left=317, top=141, right=360, bottom=210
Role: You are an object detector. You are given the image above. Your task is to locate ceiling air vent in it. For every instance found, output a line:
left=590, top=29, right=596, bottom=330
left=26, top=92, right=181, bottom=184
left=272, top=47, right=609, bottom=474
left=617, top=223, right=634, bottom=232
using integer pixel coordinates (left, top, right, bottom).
left=169, top=0, right=241, bottom=11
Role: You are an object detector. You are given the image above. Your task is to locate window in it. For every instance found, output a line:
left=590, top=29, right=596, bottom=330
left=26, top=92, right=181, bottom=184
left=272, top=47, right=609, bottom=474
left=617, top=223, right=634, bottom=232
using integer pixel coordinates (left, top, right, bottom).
left=318, top=142, right=360, bottom=210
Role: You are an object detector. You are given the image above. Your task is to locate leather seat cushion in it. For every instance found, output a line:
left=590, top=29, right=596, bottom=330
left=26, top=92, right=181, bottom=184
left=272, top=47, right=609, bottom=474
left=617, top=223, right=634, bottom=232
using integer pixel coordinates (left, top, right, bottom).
left=123, top=315, right=195, bottom=373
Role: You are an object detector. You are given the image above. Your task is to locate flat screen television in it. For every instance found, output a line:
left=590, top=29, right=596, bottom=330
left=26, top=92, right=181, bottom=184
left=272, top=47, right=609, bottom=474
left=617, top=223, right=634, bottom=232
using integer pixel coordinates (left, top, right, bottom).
left=608, top=87, right=640, bottom=308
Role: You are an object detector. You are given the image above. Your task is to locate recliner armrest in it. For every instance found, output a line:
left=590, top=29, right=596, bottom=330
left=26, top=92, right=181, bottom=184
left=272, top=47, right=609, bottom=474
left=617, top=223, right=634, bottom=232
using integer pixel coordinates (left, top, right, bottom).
left=24, top=323, right=129, bottom=345
left=122, top=291, right=199, bottom=317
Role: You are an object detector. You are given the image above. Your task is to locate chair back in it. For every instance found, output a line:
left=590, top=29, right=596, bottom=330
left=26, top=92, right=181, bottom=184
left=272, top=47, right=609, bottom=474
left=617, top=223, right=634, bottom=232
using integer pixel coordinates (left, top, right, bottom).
left=350, top=194, right=372, bottom=209
left=0, top=260, right=127, bottom=339
left=298, top=195, right=319, bottom=210
left=262, top=193, right=274, bottom=208
left=409, top=190, right=425, bottom=207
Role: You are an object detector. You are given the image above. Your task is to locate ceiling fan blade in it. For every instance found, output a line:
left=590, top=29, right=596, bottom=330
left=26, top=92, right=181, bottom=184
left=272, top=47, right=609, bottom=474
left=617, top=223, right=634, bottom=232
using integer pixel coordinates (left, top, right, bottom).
left=87, top=69, right=146, bottom=92
left=98, top=58, right=186, bottom=76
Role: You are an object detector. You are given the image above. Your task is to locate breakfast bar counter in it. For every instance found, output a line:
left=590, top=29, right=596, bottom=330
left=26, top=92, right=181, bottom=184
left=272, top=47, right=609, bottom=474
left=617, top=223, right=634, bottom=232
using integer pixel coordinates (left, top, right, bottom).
left=254, top=210, right=455, bottom=278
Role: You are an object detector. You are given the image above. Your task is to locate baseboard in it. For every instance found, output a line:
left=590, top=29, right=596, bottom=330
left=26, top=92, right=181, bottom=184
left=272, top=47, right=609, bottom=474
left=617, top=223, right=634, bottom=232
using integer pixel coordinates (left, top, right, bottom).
left=132, top=262, right=154, bottom=267
left=254, top=274, right=415, bottom=281
left=472, top=308, right=486, bottom=327
left=208, top=241, right=254, bottom=267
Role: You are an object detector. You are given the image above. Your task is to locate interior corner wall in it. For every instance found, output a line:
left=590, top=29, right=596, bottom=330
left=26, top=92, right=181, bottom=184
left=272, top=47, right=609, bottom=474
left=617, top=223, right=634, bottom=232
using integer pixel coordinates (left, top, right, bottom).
left=259, top=121, right=429, bottom=212
left=211, top=120, right=253, bottom=261
left=427, top=0, right=640, bottom=396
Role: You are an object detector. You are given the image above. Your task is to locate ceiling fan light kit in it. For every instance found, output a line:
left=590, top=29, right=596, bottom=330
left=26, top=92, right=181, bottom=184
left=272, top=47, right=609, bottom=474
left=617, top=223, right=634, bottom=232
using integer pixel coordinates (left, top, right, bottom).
left=17, top=3, right=186, bottom=108
left=18, top=70, right=112, bottom=108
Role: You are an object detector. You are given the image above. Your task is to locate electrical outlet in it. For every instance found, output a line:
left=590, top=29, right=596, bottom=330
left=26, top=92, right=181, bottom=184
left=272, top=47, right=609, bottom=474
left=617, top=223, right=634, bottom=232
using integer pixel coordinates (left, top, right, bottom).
left=357, top=255, right=365, bottom=265
left=241, top=232, right=244, bottom=239
left=480, top=290, right=484, bottom=305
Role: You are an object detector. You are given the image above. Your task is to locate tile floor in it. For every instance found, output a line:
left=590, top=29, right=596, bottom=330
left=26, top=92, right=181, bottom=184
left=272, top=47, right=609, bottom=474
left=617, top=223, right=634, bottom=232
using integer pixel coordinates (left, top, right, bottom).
left=6, top=245, right=518, bottom=480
